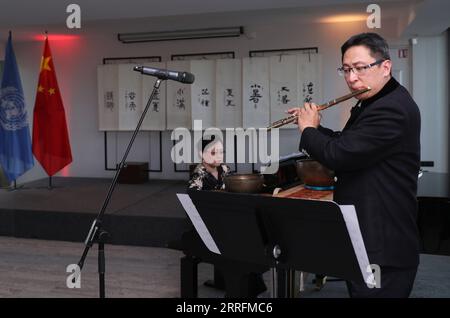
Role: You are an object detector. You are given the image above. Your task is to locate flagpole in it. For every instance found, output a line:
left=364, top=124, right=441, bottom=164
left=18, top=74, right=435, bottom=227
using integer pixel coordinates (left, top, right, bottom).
left=8, top=179, right=24, bottom=192
left=45, top=29, right=51, bottom=194
left=76, top=78, right=163, bottom=298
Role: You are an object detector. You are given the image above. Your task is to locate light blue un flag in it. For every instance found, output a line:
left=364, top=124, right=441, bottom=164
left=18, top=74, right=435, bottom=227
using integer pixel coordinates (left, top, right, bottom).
left=0, top=32, right=34, bottom=182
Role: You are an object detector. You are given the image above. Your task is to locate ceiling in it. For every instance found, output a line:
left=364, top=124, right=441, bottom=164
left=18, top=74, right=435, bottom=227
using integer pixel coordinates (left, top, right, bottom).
left=402, top=0, right=450, bottom=35
left=0, top=0, right=407, bottom=26
left=0, top=0, right=448, bottom=40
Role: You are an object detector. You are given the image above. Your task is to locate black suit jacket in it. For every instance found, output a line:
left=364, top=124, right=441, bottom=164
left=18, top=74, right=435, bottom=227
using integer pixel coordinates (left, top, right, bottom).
left=300, top=78, right=421, bottom=268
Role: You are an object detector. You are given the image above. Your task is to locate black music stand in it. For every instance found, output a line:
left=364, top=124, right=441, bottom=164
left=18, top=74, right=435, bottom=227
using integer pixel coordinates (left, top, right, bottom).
left=186, top=190, right=367, bottom=297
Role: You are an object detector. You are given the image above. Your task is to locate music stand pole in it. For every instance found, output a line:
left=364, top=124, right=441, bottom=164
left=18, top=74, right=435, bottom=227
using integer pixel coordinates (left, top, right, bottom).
left=269, top=245, right=281, bottom=298
left=76, top=78, right=163, bottom=298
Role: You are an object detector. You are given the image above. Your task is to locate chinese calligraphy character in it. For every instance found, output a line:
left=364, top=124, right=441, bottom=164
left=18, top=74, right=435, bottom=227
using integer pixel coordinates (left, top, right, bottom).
left=176, top=88, right=186, bottom=110
left=199, top=88, right=211, bottom=107
left=307, top=82, right=314, bottom=94
left=249, top=84, right=262, bottom=109
left=128, top=101, right=136, bottom=111
left=152, top=102, right=159, bottom=112
left=104, top=91, right=114, bottom=111
left=152, top=89, right=160, bottom=112
left=125, top=90, right=137, bottom=111
left=106, top=102, right=114, bottom=110
left=224, top=88, right=235, bottom=107
left=277, top=86, right=290, bottom=105
left=302, top=82, right=314, bottom=103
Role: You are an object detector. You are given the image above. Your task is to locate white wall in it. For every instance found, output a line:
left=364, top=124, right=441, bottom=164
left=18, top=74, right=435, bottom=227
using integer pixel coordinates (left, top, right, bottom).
left=10, top=10, right=424, bottom=183
left=412, top=32, right=449, bottom=173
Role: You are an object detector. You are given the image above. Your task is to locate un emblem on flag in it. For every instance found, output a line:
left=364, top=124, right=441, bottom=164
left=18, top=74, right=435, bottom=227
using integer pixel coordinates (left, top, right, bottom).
left=0, top=86, right=28, bottom=131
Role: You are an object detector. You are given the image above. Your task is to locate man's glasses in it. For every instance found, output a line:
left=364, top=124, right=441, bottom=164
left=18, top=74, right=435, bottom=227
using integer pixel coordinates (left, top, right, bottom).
left=337, top=59, right=386, bottom=77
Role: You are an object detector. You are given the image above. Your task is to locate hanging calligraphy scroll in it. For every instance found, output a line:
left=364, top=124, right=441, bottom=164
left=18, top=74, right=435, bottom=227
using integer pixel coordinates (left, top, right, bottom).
left=242, top=57, right=270, bottom=128
left=166, top=60, right=192, bottom=130
left=215, top=59, right=242, bottom=129
left=297, top=53, right=323, bottom=105
left=269, top=55, right=299, bottom=129
left=190, top=60, right=215, bottom=129
left=97, top=64, right=119, bottom=131
left=141, top=62, right=167, bottom=131
left=98, top=56, right=161, bottom=131
left=117, top=64, right=142, bottom=130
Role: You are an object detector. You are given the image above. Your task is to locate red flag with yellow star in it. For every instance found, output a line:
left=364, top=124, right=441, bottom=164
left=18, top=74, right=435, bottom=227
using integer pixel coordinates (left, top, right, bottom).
left=32, top=37, right=72, bottom=176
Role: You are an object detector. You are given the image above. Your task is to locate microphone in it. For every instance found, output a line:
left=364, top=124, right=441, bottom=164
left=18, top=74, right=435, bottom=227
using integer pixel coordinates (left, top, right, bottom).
left=133, top=66, right=195, bottom=84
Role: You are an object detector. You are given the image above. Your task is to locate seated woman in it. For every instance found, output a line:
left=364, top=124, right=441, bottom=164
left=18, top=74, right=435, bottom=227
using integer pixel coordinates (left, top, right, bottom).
left=187, top=136, right=266, bottom=296
left=188, top=136, right=230, bottom=191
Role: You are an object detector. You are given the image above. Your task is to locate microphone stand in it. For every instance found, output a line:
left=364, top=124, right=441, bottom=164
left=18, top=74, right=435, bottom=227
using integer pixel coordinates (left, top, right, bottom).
left=76, top=78, right=163, bottom=298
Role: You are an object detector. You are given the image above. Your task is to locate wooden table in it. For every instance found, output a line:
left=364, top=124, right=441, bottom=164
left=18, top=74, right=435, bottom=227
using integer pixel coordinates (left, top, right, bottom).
left=273, top=184, right=334, bottom=201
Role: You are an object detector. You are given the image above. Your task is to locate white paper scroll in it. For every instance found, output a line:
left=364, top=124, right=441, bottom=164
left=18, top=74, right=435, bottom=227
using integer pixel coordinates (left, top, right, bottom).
left=97, top=54, right=323, bottom=132
left=166, top=60, right=192, bottom=130
left=242, top=57, right=270, bottom=128
left=297, top=53, right=323, bottom=105
left=215, top=59, right=242, bottom=129
left=269, top=55, right=299, bottom=128
left=117, top=64, right=142, bottom=131
left=141, top=62, right=166, bottom=131
left=97, top=64, right=119, bottom=131
left=190, top=60, right=215, bottom=129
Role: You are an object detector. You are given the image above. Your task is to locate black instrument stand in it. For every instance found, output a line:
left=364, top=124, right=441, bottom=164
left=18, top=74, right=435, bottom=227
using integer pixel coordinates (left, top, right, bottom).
left=76, top=78, right=163, bottom=298
left=187, top=190, right=367, bottom=298
left=268, top=244, right=282, bottom=298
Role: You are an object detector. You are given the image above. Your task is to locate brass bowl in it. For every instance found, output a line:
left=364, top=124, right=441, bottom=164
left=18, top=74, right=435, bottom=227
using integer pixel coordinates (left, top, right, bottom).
left=296, top=159, right=335, bottom=187
left=224, top=174, right=264, bottom=193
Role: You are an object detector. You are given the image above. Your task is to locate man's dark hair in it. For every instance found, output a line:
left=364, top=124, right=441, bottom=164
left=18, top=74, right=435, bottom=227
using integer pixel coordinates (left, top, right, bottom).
left=341, top=33, right=391, bottom=61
